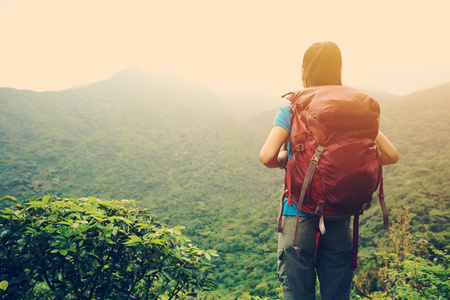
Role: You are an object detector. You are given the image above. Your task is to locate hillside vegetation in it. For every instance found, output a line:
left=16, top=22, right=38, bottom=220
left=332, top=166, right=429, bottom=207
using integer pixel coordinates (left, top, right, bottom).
left=1, top=68, right=449, bottom=298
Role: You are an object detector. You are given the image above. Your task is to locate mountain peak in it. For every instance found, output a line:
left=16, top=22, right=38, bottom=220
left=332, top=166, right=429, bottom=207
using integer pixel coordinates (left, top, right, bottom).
left=91, top=66, right=204, bottom=94
left=83, top=66, right=168, bottom=92
left=106, top=66, right=154, bottom=85
left=109, top=66, right=150, bottom=81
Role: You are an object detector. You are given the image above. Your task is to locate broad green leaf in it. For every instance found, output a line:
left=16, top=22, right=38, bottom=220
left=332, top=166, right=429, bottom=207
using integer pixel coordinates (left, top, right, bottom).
left=85, top=210, right=102, bottom=217
left=58, top=220, right=73, bottom=226
left=145, top=269, right=158, bottom=276
left=47, top=214, right=58, bottom=220
left=162, top=270, right=172, bottom=280
left=88, top=253, right=102, bottom=262
left=151, top=239, right=164, bottom=245
left=123, top=235, right=142, bottom=245
left=105, top=238, right=115, bottom=244
left=69, top=213, right=81, bottom=220
left=26, top=227, right=37, bottom=234
left=0, top=196, right=18, bottom=203
left=25, top=201, right=44, bottom=208
left=0, top=280, right=8, bottom=291
left=207, top=249, right=219, bottom=257
left=42, top=195, right=51, bottom=205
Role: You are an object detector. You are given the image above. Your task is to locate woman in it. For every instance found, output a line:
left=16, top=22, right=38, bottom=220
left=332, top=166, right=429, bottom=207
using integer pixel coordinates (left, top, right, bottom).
left=260, top=41, right=399, bottom=300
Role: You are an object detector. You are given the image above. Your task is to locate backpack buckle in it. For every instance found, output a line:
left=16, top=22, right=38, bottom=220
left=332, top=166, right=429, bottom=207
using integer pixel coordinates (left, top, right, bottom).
left=315, top=203, right=325, bottom=216
left=361, top=201, right=371, bottom=211
left=311, top=146, right=324, bottom=165
left=295, top=144, right=304, bottom=152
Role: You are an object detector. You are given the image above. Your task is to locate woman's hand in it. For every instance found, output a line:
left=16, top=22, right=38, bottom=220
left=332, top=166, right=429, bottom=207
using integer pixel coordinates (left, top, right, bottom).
left=277, top=150, right=288, bottom=169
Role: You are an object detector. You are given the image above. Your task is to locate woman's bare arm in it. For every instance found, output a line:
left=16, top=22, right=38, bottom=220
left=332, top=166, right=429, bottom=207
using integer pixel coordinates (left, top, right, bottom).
left=376, top=131, right=399, bottom=165
left=260, top=126, right=289, bottom=169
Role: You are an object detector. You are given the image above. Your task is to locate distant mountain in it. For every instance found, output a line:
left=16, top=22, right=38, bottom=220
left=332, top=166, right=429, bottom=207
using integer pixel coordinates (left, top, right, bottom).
left=358, top=87, right=401, bottom=104
left=81, top=66, right=286, bottom=119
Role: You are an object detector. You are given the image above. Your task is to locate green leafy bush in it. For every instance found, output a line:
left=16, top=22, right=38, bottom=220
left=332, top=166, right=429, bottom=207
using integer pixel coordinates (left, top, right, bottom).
left=353, top=206, right=450, bottom=299
left=0, top=195, right=217, bottom=299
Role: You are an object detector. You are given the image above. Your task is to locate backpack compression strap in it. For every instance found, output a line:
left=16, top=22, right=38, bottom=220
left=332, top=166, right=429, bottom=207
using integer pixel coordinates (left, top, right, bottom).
left=292, top=146, right=324, bottom=248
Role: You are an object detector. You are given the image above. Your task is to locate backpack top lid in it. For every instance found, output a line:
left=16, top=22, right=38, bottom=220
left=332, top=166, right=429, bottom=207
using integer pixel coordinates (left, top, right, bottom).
left=286, top=85, right=380, bottom=145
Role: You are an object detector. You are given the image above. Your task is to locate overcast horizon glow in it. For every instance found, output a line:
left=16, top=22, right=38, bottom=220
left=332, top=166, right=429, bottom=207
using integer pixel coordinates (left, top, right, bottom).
left=0, top=0, right=449, bottom=97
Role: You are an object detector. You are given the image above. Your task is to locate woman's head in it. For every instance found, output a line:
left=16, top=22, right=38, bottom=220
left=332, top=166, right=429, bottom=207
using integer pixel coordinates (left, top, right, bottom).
left=302, top=41, right=342, bottom=87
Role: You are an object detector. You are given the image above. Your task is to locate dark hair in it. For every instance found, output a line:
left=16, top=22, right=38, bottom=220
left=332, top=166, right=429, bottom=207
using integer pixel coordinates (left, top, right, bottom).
left=302, top=41, right=342, bottom=87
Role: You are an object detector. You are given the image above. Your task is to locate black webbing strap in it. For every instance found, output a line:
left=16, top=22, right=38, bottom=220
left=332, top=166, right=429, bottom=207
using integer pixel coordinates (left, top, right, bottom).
left=351, top=214, right=360, bottom=270
left=277, top=186, right=287, bottom=233
left=378, top=177, right=390, bottom=231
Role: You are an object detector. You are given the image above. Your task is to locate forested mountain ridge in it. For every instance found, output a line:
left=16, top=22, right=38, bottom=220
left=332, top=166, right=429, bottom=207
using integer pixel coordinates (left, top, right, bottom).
left=0, top=67, right=276, bottom=200
left=1, top=68, right=449, bottom=297
left=374, top=82, right=450, bottom=249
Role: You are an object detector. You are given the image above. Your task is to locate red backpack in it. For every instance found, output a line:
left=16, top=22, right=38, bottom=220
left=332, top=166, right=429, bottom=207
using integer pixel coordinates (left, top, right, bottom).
left=279, top=85, right=390, bottom=269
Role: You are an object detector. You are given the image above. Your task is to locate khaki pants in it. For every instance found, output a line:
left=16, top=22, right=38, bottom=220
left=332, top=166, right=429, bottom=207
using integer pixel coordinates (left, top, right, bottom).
left=277, top=216, right=354, bottom=300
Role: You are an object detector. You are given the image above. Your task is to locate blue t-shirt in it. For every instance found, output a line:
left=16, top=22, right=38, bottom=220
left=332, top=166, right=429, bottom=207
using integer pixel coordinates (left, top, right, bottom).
left=272, top=105, right=310, bottom=217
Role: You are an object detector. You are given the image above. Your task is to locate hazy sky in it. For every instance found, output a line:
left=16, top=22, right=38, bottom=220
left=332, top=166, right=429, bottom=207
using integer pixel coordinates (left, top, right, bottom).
left=0, top=0, right=449, bottom=97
